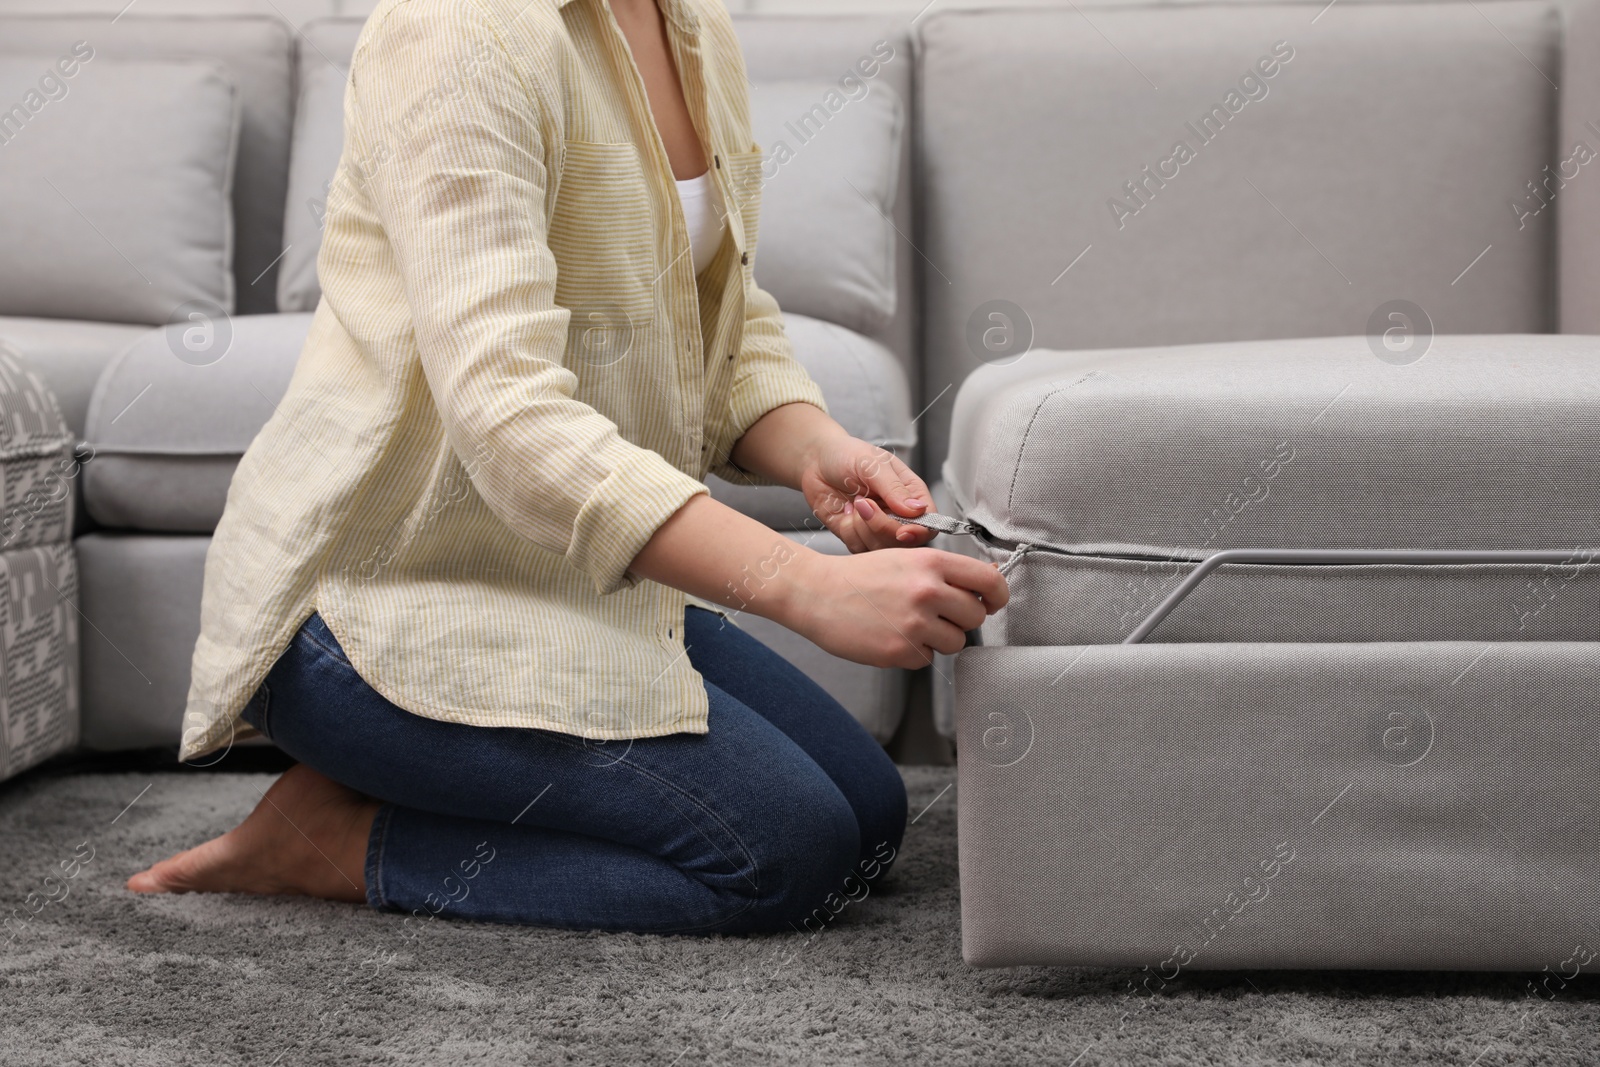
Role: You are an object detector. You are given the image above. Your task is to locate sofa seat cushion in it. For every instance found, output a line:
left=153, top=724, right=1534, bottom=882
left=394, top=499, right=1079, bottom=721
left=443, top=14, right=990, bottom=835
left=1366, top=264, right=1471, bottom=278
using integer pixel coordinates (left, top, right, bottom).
left=1, top=16, right=295, bottom=316
left=0, top=317, right=151, bottom=438
left=0, top=56, right=242, bottom=326
left=84, top=310, right=910, bottom=534
left=943, top=334, right=1600, bottom=646
left=83, top=312, right=311, bottom=532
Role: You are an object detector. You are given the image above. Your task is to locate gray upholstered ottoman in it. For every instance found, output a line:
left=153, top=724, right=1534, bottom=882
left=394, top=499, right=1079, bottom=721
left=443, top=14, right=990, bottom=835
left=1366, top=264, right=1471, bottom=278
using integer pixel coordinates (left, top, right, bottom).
left=0, top=342, right=80, bottom=782
left=934, top=334, right=1600, bottom=970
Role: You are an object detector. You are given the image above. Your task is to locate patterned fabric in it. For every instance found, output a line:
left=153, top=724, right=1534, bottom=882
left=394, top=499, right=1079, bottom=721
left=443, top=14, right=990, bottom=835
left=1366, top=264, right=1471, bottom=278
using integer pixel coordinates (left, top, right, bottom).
left=179, top=0, right=828, bottom=762
left=0, top=343, right=79, bottom=781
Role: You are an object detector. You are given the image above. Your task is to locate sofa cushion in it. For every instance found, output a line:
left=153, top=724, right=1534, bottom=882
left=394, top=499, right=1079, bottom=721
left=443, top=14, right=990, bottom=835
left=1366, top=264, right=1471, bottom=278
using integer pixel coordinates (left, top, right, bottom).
left=0, top=317, right=150, bottom=439
left=279, top=19, right=911, bottom=350
left=277, top=18, right=364, bottom=314
left=744, top=79, right=903, bottom=336
left=0, top=16, right=296, bottom=316
left=916, top=0, right=1560, bottom=469
left=0, top=56, right=240, bottom=326
left=943, top=334, right=1600, bottom=647
left=81, top=309, right=910, bottom=534
left=0, top=316, right=152, bottom=538
left=734, top=17, right=917, bottom=385
left=83, top=313, right=311, bottom=532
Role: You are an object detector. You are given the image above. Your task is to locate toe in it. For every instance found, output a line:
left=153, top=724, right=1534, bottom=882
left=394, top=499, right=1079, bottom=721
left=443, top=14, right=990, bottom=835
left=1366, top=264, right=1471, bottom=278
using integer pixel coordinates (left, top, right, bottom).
left=127, top=855, right=189, bottom=894
left=127, top=840, right=230, bottom=895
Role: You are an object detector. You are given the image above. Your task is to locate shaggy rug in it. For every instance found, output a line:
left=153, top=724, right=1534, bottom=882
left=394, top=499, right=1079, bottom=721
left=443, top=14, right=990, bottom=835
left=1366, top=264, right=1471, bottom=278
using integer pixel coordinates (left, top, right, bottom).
left=2, top=763, right=1597, bottom=1066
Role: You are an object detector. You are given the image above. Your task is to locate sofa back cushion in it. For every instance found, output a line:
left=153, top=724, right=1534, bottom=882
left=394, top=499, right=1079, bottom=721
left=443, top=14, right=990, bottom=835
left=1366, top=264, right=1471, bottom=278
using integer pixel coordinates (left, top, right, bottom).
left=734, top=17, right=916, bottom=380
left=277, top=18, right=363, bottom=317
left=0, top=56, right=240, bottom=326
left=917, top=0, right=1560, bottom=470
left=279, top=16, right=916, bottom=372
left=743, top=79, right=903, bottom=337
left=0, top=16, right=295, bottom=317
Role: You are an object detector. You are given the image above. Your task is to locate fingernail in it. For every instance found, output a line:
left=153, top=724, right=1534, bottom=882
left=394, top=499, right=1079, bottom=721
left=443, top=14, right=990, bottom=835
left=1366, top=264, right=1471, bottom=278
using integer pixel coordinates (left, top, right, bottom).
left=897, top=529, right=915, bottom=542
left=906, top=498, right=927, bottom=511
left=853, top=498, right=874, bottom=520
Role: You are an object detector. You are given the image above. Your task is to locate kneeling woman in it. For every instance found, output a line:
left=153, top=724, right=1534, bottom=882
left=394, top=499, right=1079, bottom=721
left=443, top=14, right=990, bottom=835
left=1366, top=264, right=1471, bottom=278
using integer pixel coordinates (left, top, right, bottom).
left=127, top=0, right=1006, bottom=934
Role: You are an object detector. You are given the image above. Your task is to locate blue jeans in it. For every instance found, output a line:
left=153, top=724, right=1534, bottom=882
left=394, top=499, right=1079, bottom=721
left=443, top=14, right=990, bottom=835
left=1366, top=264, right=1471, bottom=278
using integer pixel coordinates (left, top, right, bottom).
left=238, top=608, right=907, bottom=935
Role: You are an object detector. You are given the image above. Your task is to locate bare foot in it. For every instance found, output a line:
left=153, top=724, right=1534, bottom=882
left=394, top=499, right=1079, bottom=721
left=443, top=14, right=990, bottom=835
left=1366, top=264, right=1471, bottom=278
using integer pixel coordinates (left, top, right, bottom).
left=127, top=763, right=380, bottom=903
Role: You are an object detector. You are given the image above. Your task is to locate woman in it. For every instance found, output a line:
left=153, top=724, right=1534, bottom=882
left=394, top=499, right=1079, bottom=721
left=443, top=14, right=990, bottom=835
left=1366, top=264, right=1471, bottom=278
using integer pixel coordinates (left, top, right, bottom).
left=127, top=0, right=1007, bottom=935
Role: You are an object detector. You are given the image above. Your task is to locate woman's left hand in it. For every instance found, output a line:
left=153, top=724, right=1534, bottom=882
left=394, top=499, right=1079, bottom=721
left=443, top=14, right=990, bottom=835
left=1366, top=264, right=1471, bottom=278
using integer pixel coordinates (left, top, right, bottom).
left=799, top=435, right=939, bottom=553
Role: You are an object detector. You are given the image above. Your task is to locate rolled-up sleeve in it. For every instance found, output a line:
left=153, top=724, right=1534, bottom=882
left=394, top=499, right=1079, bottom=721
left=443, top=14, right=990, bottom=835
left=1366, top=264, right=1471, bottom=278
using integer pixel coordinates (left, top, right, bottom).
left=347, top=0, right=709, bottom=595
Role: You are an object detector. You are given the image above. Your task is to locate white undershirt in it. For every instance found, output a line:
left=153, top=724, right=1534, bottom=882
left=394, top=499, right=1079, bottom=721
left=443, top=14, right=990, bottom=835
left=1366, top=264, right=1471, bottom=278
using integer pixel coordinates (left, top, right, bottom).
left=674, top=170, right=727, bottom=276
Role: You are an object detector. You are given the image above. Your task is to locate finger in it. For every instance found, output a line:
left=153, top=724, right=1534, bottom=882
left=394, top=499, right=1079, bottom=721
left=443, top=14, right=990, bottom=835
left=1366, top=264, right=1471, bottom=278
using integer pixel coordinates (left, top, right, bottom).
left=849, top=497, right=902, bottom=550
left=917, top=617, right=969, bottom=657
left=859, top=452, right=932, bottom=519
left=891, top=517, right=938, bottom=547
left=937, top=553, right=1011, bottom=612
left=827, top=500, right=871, bottom=554
left=929, top=583, right=989, bottom=633
left=852, top=496, right=930, bottom=550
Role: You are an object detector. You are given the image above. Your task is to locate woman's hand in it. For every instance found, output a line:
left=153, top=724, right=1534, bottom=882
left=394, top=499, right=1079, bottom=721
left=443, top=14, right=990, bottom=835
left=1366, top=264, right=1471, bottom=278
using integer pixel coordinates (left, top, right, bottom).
left=630, top=494, right=1009, bottom=669
left=632, top=402, right=1009, bottom=668
left=798, top=435, right=940, bottom=553
left=727, top=403, right=938, bottom=552
left=782, top=547, right=1009, bottom=669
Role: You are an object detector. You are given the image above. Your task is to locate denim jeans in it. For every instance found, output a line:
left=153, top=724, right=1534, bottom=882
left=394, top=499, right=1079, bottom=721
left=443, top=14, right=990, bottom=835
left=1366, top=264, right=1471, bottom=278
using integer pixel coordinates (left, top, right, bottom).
left=238, top=608, right=907, bottom=935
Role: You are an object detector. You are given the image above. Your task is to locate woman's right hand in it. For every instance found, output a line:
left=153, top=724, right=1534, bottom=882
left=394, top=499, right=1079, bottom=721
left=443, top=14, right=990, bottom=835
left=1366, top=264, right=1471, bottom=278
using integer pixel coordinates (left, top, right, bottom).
left=780, top=548, right=1010, bottom=669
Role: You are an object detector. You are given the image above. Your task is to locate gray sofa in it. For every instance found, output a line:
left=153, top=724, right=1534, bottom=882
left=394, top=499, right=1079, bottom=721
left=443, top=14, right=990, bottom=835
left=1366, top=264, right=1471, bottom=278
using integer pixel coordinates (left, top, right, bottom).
left=1, top=0, right=1598, bottom=777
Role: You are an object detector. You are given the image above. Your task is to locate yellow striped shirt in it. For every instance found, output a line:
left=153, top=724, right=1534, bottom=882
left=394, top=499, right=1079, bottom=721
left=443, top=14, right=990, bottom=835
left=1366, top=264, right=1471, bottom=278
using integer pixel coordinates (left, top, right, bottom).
left=178, top=0, right=828, bottom=763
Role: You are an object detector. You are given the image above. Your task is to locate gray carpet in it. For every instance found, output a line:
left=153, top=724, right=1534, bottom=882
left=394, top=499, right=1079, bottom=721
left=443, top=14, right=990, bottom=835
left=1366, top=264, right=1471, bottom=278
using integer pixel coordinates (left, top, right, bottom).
left=3, top=765, right=1598, bottom=1066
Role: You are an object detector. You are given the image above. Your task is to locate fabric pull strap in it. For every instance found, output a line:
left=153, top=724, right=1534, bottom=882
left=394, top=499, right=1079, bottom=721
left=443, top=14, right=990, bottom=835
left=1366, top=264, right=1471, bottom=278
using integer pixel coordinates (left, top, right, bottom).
left=894, top=512, right=978, bottom=537
left=894, top=512, right=1034, bottom=576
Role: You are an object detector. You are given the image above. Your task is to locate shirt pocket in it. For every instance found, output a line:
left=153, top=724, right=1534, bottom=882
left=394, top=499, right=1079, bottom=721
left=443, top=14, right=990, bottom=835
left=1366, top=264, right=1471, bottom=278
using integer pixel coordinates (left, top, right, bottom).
left=547, top=140, right=658, bottom=331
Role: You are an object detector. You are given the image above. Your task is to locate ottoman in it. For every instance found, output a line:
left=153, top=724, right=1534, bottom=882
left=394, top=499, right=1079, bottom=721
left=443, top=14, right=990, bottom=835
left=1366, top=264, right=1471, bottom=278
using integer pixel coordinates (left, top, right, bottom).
left=933, top=334, right=1600, bottom=970
left=0, top=341, right=80, bottom=783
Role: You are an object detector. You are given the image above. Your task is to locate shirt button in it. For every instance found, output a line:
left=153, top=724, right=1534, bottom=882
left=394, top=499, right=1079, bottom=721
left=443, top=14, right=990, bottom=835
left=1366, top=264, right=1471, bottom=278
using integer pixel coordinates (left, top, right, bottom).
left=740, top=251, right=749, bottom=266
left=714, top=154, right=722, bottom=169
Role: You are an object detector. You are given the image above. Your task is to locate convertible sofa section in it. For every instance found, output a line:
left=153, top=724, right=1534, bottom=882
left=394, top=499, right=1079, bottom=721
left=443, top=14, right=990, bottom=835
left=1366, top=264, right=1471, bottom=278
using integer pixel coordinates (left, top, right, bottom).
left=915, top=0, right=1597, bottom=736
left=0, top=9, right=922, bottom=757
left=946, top=335, right=1600, bottom=969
